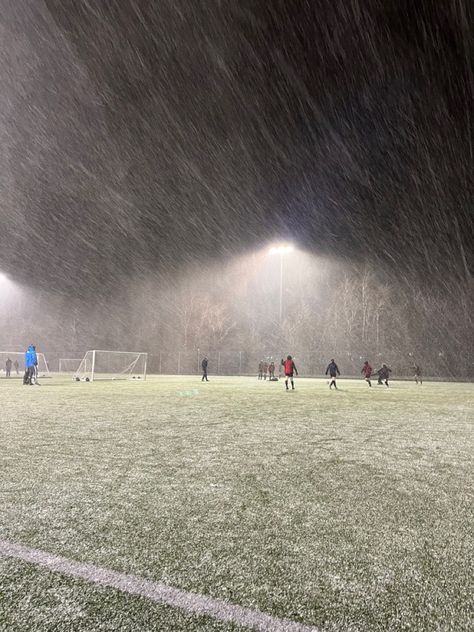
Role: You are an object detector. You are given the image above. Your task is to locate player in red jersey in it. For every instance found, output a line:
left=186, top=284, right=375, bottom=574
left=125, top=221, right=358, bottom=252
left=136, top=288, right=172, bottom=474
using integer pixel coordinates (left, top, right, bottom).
left=281, top=355, right=298, bottom=390
left=361, top=360, right=373, bottom=387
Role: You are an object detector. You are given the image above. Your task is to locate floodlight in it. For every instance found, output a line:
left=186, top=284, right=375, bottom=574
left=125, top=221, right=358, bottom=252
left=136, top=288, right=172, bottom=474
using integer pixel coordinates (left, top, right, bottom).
left=269, top=244, right=294, bottom=255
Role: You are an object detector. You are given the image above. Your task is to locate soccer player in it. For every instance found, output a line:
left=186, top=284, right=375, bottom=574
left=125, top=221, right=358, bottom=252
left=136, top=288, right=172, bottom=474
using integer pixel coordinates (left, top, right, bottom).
left=268, top=361, right=275, bottom=379
left=32, top=345, right=39, bottom=384
left=263, top=361, right=268, bottom=380
left=281, top=355, right=298, bottom=390
left=201, top=356, right=209, bottom=382
left=325, top=359, right=340, bottom=389
left=361, top=360, right=372, bottom=387
left=413, top=364, right=423, bottom=385
left=376, top=363, right=391, bottom=386
left=13, top=360, right=19, bottom=375
left=5, top=357, right=12, bottom=378
left=23, top=344, right=37, bottom=385
left=258, top=361, right=263, bottom=380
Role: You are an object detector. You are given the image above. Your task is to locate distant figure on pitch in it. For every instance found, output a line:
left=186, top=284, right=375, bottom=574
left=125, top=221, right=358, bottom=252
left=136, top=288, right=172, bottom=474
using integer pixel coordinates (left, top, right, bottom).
left=268, top=361, right=276, bottom=380
left=201, top=356, right=209, bottom=382
left=325, top=359, right=340, bottom=389
left=5, top=357, right=12, bottom=378
left=14, top=360, right=19, bottom=375
left=258, top=361, right=264, bottom=380
left=281, top=355, right=298, bottom=390
left=23, top=344, right=37, bottom=385
left=263, top=361, right=268, bottom=380
left=376, top=363, right=391, bottom=386
left=33, top=346, right=39, bottom=383
left=361, top=360, right=373, bottom=387
left=413, top=364, right=423, bottom=385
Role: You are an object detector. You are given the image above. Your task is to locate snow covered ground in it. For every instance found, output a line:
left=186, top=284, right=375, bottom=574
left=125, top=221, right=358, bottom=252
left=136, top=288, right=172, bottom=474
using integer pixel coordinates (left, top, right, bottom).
left=0, top=376, right=472, bottom=631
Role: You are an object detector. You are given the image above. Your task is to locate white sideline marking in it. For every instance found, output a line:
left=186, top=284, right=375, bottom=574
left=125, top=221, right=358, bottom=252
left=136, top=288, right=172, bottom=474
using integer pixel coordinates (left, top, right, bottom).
left=0, top=539, right=320, bottom=632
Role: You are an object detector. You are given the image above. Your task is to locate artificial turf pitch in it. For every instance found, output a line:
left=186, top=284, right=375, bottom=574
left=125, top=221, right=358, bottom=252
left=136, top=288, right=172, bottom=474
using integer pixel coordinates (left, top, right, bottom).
left=0, top=375, right=472, bottom=631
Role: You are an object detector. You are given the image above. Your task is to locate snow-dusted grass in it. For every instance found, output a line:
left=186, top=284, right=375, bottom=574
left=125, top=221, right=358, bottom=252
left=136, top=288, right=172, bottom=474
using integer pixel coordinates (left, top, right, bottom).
left=0, top=375, right=472, bottom=631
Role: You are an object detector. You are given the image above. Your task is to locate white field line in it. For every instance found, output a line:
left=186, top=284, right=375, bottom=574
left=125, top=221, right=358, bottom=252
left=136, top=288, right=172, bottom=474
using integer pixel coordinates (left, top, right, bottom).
left=0, top=539, right=320, bottom=632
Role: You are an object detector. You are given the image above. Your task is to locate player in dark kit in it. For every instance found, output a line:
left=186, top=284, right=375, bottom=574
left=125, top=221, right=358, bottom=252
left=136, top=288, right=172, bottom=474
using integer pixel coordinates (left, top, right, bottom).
left=5, top=357, right=12, bottom=377
left=263, top=362, right=268, bottom=380
left=361, top=360, right=373, bottom=387
left=201, top=357, right=209, bottom=382
left=376, top=363, right=391, bottom=386
left=325, top=359, right=340, bottom=389
left=268, top=361, right=275, bottom=379
left=281, top=355, right=298, bottom=390
left=413, top=364, right=423, bottom=385
left=258, top=361, right=263, bottom=380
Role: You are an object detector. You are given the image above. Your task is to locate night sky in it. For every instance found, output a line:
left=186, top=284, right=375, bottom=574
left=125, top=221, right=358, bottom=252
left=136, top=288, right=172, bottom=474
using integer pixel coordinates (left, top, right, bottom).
left=0, top=0, right=472, bottom=296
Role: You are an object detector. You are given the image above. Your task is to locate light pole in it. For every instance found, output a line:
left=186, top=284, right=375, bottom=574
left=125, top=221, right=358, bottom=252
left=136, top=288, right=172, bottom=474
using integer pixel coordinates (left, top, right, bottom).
left=269, top=245, right=294, bottom=323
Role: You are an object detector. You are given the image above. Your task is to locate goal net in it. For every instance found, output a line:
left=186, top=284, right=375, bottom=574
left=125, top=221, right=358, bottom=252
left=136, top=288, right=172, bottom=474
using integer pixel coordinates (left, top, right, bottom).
left=59, top=358, right=83, bottom=374
left=74, top=350, right=147, bottom=381
left=0, top=351, right=51, bottom=378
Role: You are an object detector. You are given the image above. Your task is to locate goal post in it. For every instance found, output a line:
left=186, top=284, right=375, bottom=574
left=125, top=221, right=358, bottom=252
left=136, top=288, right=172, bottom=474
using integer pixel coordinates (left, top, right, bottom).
left=0, top=351, right=51, bottom=378
left=58, top=358, right=83, bottom=374
left=74, top=350, right=148, bottom=382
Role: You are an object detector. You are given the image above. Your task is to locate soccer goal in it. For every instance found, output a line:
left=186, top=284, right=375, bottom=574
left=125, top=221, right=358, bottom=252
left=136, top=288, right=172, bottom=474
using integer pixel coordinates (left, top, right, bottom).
left=74, top=350, right=147, bottom=382
left=0, top=351, right=51, bottom=378
left=58, top=358, right=83, bottom=374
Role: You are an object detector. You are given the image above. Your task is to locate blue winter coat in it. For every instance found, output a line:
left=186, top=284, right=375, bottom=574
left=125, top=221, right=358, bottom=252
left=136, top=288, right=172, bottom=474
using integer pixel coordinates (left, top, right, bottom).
left=25, top=345, right=37, bottom=368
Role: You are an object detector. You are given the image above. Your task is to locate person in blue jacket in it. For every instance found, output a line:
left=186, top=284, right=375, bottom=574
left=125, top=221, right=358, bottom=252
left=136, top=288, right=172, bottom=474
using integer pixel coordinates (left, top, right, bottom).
left=23, top=344, right=37, bottom=385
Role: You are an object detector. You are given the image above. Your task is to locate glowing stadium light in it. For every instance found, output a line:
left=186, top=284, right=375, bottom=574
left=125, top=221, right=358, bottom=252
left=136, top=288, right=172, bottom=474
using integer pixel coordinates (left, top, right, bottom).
left=269, top=244, right=294, bottom=256
left=0, top=272, right=12, bottom=292
left=0, top=272, right=21, bottom=304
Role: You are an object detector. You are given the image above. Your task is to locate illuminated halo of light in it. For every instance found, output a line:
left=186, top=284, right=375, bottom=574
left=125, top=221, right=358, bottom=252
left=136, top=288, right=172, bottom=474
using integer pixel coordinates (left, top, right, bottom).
left=268, top=244, right=294, bottom=255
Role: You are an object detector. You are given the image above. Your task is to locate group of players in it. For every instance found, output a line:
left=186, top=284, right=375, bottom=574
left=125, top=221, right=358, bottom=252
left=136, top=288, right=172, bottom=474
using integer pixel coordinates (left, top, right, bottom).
left=3, top=345, right=40, bottom=385
left=257, top=360, right=277, bottom=380
left=359, top=360, right=421, bottom=387
left=7, top=346, right=423, bottom=389
left=257, top=356, right=423, bottom=390
left=3, top=357, right=20, bottom=377
left=200, top=355, right=423, bottom=390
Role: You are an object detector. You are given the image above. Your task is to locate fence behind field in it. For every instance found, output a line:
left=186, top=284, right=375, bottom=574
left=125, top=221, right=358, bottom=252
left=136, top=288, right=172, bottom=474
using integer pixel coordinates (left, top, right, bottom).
left=143, top=350, right=471, bottom=380
left=6, top=348, right=473, bottom=379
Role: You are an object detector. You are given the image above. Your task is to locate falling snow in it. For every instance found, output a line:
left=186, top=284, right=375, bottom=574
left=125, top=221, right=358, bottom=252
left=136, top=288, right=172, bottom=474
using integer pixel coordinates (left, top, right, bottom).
left=0, top=1, right=472, bottom=374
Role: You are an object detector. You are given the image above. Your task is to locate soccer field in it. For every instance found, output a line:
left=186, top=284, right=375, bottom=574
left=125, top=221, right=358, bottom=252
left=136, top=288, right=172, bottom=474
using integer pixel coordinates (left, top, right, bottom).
left=0, top=376, right=472, bottom=631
